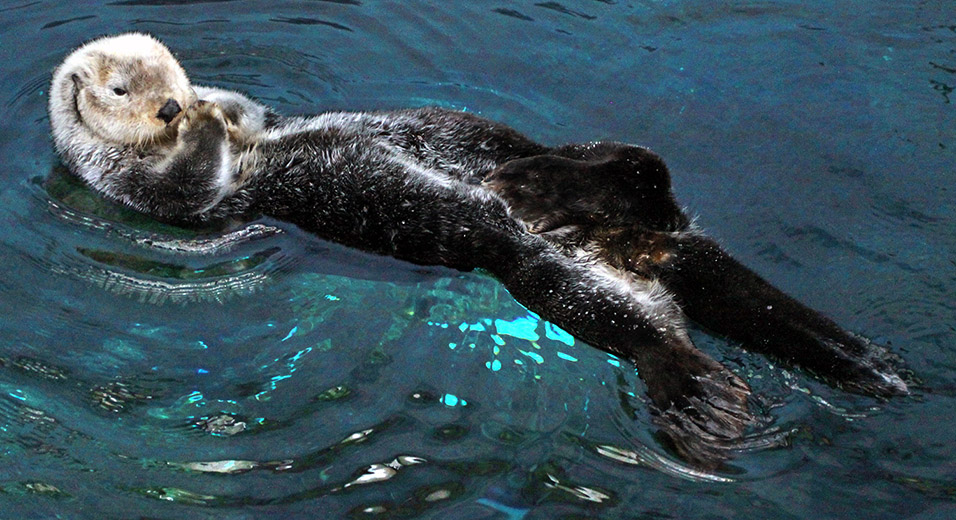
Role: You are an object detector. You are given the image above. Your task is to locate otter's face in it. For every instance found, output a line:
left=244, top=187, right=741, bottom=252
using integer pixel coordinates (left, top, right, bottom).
left=68, top=36, right=197, bottom=145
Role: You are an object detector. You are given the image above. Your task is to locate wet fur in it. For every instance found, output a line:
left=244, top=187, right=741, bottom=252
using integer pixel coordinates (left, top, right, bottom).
left=49, top=34, right=907, bottom=467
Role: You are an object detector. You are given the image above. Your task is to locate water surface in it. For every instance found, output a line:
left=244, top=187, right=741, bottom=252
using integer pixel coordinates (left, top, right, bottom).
left=0, top=1, right=954, bottom=518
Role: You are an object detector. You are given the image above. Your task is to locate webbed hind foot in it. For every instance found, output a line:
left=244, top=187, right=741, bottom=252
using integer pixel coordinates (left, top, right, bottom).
left=809, top=336, right=909, bottom=397
left=637, top=340, right=755, bottom=468
left=651, top=233, right=910, bottom=398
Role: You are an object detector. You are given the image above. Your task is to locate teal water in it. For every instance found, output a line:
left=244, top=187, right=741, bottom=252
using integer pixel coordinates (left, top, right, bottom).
left=1, top=1, right=954, bottom=518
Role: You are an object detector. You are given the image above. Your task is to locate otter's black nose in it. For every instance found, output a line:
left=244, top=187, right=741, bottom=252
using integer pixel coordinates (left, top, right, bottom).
left=156, top=98, right=182, bottom=124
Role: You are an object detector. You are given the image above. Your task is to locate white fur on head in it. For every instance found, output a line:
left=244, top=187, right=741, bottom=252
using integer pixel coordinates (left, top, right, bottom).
left=49, top=33, right=196, bottom=154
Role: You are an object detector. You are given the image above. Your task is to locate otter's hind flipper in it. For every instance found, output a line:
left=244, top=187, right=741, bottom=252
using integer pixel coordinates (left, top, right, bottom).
left=651, top=233, right=908, bottom=397
left=498, top=142, right=907, bottom=397
left=531, top=228, right=756, bottom=465
left=638, top=332, right=754, bottom=467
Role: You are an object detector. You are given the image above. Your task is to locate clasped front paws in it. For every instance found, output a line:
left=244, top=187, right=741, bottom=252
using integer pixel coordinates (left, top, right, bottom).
left=177, top=100, right=229, bottom=140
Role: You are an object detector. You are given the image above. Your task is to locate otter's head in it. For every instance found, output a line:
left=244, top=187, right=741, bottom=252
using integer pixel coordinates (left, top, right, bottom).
left=50, top=33, right=197, bottom=146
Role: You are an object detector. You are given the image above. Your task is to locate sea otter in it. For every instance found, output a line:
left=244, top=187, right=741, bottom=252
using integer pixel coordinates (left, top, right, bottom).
left=48, top=33, right=907, bottom=465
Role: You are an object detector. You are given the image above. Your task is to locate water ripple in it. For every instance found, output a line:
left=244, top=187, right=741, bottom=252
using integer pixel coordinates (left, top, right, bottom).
left=0, top=2, right=41, bottom=13
left=340, top=454, right=427, bottom=490
left=5, top=73, right=47, bottom=109
left=589, top=439, right=737, bottom=483
left=543, top=472, right=613, bottom=503
left=130, top=224, right=283, bottom=254
left=492, top=8, right=534, bottom=22
left=535, top=2, right=598, bottom=20
left=33, top=179, right=291, bottom=303
left=270, top=16, right=353, bottom=32
left=107, top=0, right=239, bottom=5
left=40, top=15, right=97, bottom=30
left=50, top=256, right=275, bottom=304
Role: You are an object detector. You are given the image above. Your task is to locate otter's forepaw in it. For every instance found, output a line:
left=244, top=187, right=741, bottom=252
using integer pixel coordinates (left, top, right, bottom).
left=178, top=100, right=228, bottom=137
left=642, top=350, right=755, bottom=468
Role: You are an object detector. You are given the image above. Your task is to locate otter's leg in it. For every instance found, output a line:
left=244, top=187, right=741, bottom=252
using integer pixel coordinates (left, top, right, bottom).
left=594, top=228, right=908, bottom=397
left=481, top=155, right=581, bottom=232
left=485, top=231, right=753, bottom=465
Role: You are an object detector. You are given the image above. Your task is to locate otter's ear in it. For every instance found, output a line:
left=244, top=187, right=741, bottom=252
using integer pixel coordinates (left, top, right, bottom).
left=69, top=64, right=93, bottom=91
left=69, top=56, right=100, bottom=89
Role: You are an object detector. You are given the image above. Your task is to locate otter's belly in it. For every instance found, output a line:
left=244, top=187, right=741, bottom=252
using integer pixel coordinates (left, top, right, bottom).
left=248, top=136, right=523, bottom=270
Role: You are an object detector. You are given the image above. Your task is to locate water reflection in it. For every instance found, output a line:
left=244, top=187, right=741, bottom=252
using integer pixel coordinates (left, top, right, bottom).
left=38, top=168, right=287, bottom=303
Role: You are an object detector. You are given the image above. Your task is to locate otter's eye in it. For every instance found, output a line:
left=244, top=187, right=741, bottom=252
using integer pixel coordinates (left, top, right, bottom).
left=112, top=87, right=128, bottom=96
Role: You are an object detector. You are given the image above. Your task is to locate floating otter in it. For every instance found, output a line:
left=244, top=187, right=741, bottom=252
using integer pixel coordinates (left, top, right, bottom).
left=48, top=33, right=907, bottom=466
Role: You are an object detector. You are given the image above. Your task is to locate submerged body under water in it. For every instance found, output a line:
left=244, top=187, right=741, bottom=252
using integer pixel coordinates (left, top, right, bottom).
left=0, top=1, right=954, bottom=519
